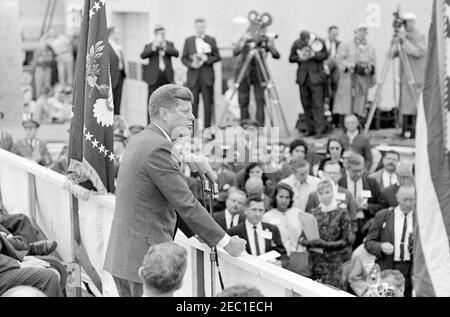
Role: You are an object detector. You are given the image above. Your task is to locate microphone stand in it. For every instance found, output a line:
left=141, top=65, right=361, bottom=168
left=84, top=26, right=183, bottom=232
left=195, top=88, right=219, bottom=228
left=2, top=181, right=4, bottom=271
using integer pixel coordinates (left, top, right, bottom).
left=202, top=177, right=225, bottom=296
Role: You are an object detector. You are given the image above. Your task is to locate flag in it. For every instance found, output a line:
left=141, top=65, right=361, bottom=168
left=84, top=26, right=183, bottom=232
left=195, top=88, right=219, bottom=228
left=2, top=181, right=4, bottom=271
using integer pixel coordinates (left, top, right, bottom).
left=414, top=0, right=450, bottom=297
left=67, top=0, right=115, bottom=194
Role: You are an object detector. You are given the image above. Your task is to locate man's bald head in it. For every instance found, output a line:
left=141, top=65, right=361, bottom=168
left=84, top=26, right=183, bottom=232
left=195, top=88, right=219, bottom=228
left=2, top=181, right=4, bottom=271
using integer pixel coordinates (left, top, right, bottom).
left=245, top=177, right=264, bottom=195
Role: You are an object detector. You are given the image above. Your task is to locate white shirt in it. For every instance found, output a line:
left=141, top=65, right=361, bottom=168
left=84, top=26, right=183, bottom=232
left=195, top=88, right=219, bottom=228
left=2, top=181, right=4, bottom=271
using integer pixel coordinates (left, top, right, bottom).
left=347, top=130, right=359, bottom=144
left=224, top=209, right=240, bottom=230
left=347, top=176, right=363, bottom=199
left=109, top=39, right=124, bottom=70
left=153, top=121, right=231, bottom=249
left=381, top=170, right=398, bottom=188
left=280, top=175, right=321, bottom=211
left=326, top=39, right=337, bottom=59
left=263, top=208, right=302, bottom=256
left=394, top=206, right=413, bottom=262
left=195, top=35, right=211, bottom=54
left=245, top=220, right=266, bottom=256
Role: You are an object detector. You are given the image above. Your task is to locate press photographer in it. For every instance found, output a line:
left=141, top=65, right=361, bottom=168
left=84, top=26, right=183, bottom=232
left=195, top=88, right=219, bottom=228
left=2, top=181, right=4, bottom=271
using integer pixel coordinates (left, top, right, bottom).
left=388, top=11, right=426, bottom=139
left=233, top=11, right=281, bottom=127
left=289, top=30, right=329, bottom=138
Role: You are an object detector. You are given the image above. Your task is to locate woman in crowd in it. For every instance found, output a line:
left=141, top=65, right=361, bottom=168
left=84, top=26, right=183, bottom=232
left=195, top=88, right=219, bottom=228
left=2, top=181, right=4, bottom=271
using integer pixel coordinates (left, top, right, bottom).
left=317, top=138, right=345, bottom=177
left=300, top=179, right=352, bottom=289
left=263, top=183, right=302, bottom=256
left=237, top=162, right=268, bottom=191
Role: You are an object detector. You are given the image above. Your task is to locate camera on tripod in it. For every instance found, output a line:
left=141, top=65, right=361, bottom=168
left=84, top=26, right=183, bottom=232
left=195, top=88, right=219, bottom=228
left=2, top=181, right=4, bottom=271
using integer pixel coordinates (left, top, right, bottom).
left=392, top=7, right=406, bottom=33
left=246, top=10, right=278, bottom=48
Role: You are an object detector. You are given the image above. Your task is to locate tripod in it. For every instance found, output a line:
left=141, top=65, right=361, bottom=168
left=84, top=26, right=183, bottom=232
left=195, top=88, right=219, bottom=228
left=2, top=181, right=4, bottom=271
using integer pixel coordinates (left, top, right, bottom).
left=218, top=45, right=291, bottom=137
left=364, top=33, right=420, bottom=135
left=199, top=177, right=224, bottom=296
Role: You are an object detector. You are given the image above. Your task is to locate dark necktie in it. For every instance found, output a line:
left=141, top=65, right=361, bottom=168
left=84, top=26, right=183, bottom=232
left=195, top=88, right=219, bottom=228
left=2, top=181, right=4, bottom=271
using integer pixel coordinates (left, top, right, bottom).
left=400, top=214, right=408, bottom=261
left=253, top=226, right=261, bottom=256
left=353, top=181, right=357, bottom=198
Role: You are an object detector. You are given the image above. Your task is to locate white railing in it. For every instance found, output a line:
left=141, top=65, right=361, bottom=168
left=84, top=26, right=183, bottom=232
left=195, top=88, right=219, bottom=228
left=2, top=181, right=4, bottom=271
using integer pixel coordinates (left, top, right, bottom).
left=0, top=148, right=352, bottom=297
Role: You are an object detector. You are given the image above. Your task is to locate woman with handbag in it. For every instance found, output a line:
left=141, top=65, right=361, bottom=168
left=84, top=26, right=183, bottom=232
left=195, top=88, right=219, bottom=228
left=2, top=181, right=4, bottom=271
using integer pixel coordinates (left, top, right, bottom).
left=300, top=179, right=352, bottom=289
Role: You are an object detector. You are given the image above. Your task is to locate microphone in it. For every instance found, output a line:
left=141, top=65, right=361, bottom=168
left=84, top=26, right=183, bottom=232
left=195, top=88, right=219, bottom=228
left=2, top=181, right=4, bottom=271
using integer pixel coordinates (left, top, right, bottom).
left=185, top=154, right=217, bottom=184
left=183, top=153, right=199, bottom=174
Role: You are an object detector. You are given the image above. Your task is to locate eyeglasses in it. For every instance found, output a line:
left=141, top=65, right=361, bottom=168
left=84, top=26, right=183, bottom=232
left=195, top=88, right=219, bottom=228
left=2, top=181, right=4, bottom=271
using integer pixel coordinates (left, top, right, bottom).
left=329, top=147, right=341, bottom=150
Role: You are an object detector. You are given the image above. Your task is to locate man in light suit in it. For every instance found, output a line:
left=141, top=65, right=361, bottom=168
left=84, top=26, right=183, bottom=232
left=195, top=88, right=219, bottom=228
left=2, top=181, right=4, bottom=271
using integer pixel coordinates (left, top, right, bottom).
left=182, top=18, right=221, bottom=128
left=104, top=85, right=246, bottom=297
left=108, top=27, right=126, bottom=115
left=228, top=197, right=288, bottom=267
left=369, top=150, right=400, bottom=190
left=141, top=25, right=179, bottom=123
left=365, top=183, right=415, bottom=297
left=213, top=188, right=246, bottom=231
left=11, top=120, right=52, bottom=167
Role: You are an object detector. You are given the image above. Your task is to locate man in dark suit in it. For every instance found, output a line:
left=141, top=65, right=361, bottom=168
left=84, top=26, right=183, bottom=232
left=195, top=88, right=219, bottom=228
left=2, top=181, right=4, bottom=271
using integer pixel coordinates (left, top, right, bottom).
left=379, top=162, right=414, bottom=209
left=11, top=120, right=52, bottom=167
left=324, top=26, right=341, bottom=127
left=338, top=153, right=383, bottom=248
left=289, top=30, right=329, bottom=138
left=104, top=85, right=246, bottom=297
left=141, top=25, right=179, bottom=123
left=338, top=114, right=373, bottom=171
left=233, top=31, right=280, bottom=127
left=108, top=27, right=126, bottom=115
left=213, top=188, right=246, bottom=231
left=365, top=183, right=415, bottom=297
left=182, top=18, right=221, bottom=128
left=228, top=197, right=287, bottom=266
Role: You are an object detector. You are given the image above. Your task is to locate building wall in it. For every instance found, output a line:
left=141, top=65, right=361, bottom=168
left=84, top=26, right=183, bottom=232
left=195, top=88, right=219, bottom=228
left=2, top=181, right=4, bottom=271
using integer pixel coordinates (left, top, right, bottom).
left=67, top=0, right=432, bottom=131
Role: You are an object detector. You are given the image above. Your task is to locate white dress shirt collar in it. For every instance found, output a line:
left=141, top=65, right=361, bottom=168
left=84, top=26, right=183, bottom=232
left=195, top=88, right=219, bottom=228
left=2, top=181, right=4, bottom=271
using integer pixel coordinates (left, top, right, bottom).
left=393, top=206, right=413, bottom=262
left=382, top=170, right=398, bottom=188
left=225, top=209, right=239, bottom=230
left=347, top=130, right=359, bottom=143
left=152, top=122, right=172, bottom=142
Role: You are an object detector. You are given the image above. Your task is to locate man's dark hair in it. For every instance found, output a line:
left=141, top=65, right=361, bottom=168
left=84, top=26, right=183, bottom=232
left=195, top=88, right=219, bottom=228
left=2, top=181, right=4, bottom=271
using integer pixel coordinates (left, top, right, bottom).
left=289, top=139, right=308, bottom=155
left=384, top=150, right=400, bottom=160
left=217, top=285, right=265, bottom=297
left=139, top=242, right=187, bottom=294
left=244, top=195, right=264, bottom=208
left=194, top=17, right=206, bottom=24
left=328, top=25, right=339, bottom=33
left=148, top=84, right=193, bottom=119
left=290, top=158, right=310, bottom=170
left=271, top=183, right=294, bottom=209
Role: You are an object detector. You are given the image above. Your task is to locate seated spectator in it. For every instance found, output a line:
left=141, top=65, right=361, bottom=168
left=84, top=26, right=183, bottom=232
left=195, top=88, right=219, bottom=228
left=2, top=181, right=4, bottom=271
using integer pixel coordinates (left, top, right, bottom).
left=0, top=112, right=13, bottom=151
left=369, top=150, right=400, bottom=190
left=338, top=153, right=383, bottom=248
left=11, top=120, right=52, bottom=167
left=138, top=242, right=187, bottom=297
left=280, top=158, right=320, bottom=212
left=379, top=162, right=414, bottom=208
left=1, top=285, right=47, bottom=297
left=237, top=162, right=267, bottom=192
left=213, top=188, right=246, bottom=231
left=244, top=177, right=272, bottom=211
left=338, top=114, right=372, bottom=171
left=317, top=138, right=345, bottom=177
left=263, top=183, right=303, bottom=256
left=305, top=160, right=357, bottom=243
left=129, top=125, right=145, bottom=137
left=347, top=243, right=376, bottom=296
left=228, top=196, right=287, bottom=266
left=299, top=179, right=352, bottom=289
left=279, top=139, right=309, bottom=179
left=209, top=161, right=237, bottom=212
left=216, top=284, right=265, bottom=297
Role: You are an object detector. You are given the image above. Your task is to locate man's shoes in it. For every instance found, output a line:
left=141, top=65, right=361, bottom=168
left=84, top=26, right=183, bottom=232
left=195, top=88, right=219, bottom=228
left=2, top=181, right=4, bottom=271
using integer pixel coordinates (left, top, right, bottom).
left=29, top=240, right=58, bottom=256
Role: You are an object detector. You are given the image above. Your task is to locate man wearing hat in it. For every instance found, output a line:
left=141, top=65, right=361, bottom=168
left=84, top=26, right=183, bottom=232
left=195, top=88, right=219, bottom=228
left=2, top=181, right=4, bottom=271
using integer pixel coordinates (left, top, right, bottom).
left=141, top=25, right=179, bottom=123
left=333, top=23, right=376, bottom=126
left=0, top=112, right=13, bottom=152
left=389, top=12, right=426, bottom=139
left=11, top=120, right=52, bottom=167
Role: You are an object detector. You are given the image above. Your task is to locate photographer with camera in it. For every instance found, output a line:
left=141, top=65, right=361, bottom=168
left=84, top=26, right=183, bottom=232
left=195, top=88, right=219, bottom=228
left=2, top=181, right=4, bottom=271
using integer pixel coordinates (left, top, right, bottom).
left=389, top=12, right=426, bottom=139
left=233, top=23, right=280, bottom=127
left=333, top=23, right=376, bottom=127
left=289, top=30, right=329, bottom=138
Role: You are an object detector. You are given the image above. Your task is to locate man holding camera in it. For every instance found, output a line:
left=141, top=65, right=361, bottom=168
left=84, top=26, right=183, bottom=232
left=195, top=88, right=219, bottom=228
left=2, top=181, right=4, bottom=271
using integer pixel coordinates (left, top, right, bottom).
left=233, top=31, right=280, bottom=127
left=333, top=23, right=376, bottom=126
left=141, top=25, right=179, bottom=123
left=389, top=12, right=426, bottom=139
left=289, top=30, right=329, bottom=138
left=182, top=18, right=221, bottom=129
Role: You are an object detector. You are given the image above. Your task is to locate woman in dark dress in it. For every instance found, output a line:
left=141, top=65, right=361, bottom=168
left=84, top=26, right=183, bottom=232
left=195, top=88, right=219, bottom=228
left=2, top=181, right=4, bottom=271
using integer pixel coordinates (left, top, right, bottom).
left=300, top=179, right=352, bottom=289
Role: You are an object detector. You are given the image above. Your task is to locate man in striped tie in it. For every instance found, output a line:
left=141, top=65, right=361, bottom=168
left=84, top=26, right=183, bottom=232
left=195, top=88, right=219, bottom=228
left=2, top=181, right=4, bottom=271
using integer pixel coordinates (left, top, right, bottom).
left=364, top=183, right=415, bottom=297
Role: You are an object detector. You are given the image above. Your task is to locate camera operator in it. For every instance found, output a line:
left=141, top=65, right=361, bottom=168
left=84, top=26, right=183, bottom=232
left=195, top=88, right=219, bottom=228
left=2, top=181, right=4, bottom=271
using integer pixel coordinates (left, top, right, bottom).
left=289, top=30, right=329, bottom=138
left=233, top=31, right=280, bottom=127
left=388, top=12, right=426, bottom=139
left=333, top=23, right=376, bottom=127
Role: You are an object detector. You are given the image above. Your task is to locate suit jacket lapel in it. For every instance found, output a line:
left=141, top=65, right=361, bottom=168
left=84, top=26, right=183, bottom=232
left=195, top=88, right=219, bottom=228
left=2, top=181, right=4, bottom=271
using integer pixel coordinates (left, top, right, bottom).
left=262, top=223, right=270, bottom=252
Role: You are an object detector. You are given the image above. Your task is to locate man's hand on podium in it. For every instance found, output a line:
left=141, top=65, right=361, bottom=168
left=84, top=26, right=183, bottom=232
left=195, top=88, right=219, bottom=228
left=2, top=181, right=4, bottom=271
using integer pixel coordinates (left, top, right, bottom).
left=224, top=236, right=247, bottom=257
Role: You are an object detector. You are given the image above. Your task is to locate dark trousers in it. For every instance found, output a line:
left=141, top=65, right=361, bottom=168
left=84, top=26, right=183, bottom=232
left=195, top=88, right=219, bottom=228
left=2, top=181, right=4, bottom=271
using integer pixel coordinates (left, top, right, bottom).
left=0, top=267, right=63, bottom=297
left=147, top=71, right=170, bottom=124
left=402, top=115, right=416, bottom=138
left=238, top=77, right=266, bottom=127
left=0, top=213, right=40, bottom=245
left=299, top=80, right=325, bottom=134
left=190, top=81, right=214, bottom=128
left=393, top=261, right=412, bottom=297
left=112, top=71, right=126, bottom=115
left=113, top=276, right=143, bottom=297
